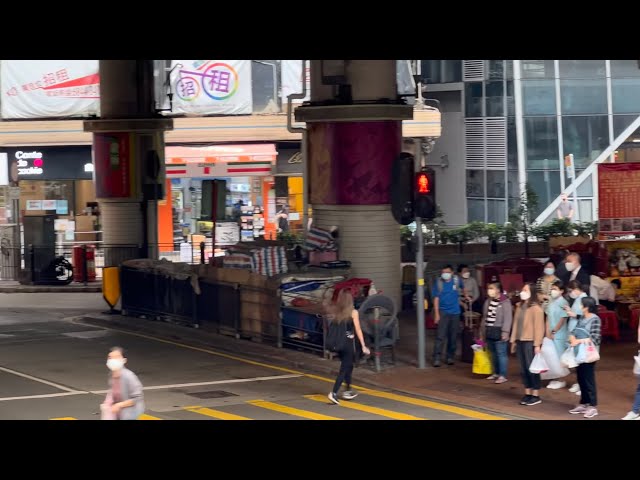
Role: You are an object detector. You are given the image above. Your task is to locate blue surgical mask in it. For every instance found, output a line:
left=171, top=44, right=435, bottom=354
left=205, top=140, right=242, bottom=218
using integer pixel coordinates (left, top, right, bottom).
left=442, top=273, right=452, bottom=281
left=544, top=268, right=555, bottom=276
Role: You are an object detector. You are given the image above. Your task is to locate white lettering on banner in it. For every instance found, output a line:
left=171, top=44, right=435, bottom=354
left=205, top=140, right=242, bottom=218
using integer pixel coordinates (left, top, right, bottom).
left=16, top=151, right=44, bottom=175
left=18, top=167, right=43, bottom=175
left=166, top=60, right=252, bottom=116
left=1, top=60, right=100, bottom=119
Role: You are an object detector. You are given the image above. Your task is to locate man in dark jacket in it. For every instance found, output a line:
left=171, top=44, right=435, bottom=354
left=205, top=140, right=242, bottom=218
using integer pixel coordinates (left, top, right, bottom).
left=560, top=252, right=591, bottom=290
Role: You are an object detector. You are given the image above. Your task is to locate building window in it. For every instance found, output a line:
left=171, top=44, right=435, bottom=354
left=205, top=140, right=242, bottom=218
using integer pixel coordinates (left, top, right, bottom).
left=613, top=114, right=639, bottom=138
left=488, top=60, right=504, bottom=81
left=485, top=81, right=504, bottom=117
left=507, top=170, right=520, bottom=199
left=466, top=170, right=485, bottom=197
left=610, top=60, right=640, bottom=78
left=522, top=80, right=556, bottom=115
left=521, top=60, right=555, bottom=79
left=467, top=198, right=485, bottom=222
left=442, top=60, right=462, bottom=83
left=465, top=82, right=483, bottom=117
left=487, top=199, right=506, bottom=224
left=486, top=170, right=506, bottom=198
left=526, top=170, right=561, bottom=218
left=562, top=115, right=609, bottom=169
left=612, top=78, right=640, bottom=114
left=560, top=79, right=608, bottom=115
left=524, top=117, right=559, bottom=169
left=506, top=81, right=514, bottom=116
left=507, top=118, right=518, bottom=169
left=558, top=60, right=606, bottom=79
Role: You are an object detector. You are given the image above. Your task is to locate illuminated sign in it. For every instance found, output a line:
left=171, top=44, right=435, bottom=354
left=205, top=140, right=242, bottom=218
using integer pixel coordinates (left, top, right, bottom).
left=417, top=172, right=430, bottom=194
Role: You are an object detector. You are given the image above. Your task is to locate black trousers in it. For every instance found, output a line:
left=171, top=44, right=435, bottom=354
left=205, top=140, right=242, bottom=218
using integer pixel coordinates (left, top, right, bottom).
left=577, top=361, right=598, bottom=406
left=332, top=341, right=356, bottom=394
left=516, top=341, right=541, bottom=391
left=600, top=300, right=615, bottom=311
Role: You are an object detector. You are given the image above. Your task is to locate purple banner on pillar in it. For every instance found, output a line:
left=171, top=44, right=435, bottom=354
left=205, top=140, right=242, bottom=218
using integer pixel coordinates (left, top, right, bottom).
left=308, top=121, right=401, bottom=205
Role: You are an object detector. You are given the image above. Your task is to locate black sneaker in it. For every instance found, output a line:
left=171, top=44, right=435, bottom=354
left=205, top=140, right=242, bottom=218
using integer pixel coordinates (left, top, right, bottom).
left=520, top=395, right=531, bottom=405
left=446, top=358, right=454, bottom=366
left=524, top=396, right=542, bottom=406
left=433, top=359, right=441, bottom=367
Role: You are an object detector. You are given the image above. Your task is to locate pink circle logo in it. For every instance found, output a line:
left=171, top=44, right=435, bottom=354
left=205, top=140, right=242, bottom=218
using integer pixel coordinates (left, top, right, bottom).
left=33, top=158, right=43, bottom=168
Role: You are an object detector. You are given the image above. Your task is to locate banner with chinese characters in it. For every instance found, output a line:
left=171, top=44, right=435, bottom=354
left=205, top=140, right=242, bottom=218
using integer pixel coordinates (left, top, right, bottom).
left=169, top=60, right=252, bottom=115
left=280, top=60, right=310, bottom=103
left=1, top=60, right=100, bottom=119
left=598, top=162, right=640, bottom=236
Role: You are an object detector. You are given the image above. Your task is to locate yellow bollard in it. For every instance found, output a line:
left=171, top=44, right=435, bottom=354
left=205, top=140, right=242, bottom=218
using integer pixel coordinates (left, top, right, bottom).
left=102, top=266, right=121, bottom=313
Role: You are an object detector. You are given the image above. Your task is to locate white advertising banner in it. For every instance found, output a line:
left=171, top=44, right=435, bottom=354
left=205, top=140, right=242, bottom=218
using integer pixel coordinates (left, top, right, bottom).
left=281, top=60, right=310, bottom=103
left=1, top=60, right=100, bottom=119
left=169, top=60, right=252, bottom=115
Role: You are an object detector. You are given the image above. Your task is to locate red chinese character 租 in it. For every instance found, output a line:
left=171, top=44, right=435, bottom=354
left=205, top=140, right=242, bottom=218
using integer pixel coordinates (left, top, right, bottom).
left=56, top=69, right=69, bottom=83
left=43, top=73, right=56, bottom=86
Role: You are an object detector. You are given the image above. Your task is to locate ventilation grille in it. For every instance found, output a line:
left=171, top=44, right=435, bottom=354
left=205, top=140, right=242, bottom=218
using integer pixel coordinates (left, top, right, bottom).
left=465, top=117, right=507, bottom=169
left=463, top=60, right=485, bottom=82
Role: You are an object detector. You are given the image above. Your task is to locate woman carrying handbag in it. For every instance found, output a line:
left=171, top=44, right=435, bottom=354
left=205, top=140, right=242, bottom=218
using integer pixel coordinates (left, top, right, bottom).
left=566, top=297, right=602, bottom=419
left=481, top=281, right=512, bottom=384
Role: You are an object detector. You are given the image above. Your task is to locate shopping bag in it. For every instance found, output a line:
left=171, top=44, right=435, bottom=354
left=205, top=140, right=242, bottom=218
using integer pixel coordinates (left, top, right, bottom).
left=529, top=353, right=549, bottom=374
left=472, top=348, right=492, bottom=375
left=540, top=337, right=570, bottom=380
left=560, top=346, right=578, bottom=369
left=575, top=342, right=588, bottom=364
left=633, top=354, right=640, bottom=376
left=584, top=341, right=600, bottom=363
left=100, top=403, right=116, bottom=420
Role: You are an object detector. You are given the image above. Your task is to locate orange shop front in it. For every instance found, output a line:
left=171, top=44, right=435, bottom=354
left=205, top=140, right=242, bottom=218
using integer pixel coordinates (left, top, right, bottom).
left=157, top=144, right=279, bottom=258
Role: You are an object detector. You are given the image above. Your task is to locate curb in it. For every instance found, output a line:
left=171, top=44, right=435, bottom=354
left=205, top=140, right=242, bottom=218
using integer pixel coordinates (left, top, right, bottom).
left=0, top=285, right=102, bottom=293
left=73, top=314, right=531, bottom=420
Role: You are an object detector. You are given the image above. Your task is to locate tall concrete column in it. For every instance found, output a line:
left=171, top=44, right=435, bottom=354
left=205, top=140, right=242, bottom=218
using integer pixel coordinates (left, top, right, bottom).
left=296, top=60, right=413, bottom=305
left=84, top=61, right=172, bottom=266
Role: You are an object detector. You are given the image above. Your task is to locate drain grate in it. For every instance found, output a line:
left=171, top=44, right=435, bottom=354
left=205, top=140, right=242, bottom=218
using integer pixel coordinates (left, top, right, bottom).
left=186, top=390, right=238, bottom=399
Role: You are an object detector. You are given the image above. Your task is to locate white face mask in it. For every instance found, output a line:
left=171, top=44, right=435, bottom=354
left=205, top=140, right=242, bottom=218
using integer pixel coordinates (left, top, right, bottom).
left=487, top=289, right=496, bottom=298
left=442, top=273, right=452, bottom=281
left=462, top=272, right=471, bottom=279
left=520, top=291, right=531, bottom=301
left=569, top=291, right=580, bottom=299
left=565, top=262, right=577, bottom=272
left=544, top=268, right=555, bottom=276
left=550, top=290, right=561, bottom=299
left=107, top=359, right=125, bottom=372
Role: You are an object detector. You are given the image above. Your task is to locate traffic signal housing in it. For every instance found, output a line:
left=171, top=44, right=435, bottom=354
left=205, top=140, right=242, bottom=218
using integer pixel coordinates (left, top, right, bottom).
left=390, top=152, right=416, bottom=225
left=414, top=167, right=436, bottom=220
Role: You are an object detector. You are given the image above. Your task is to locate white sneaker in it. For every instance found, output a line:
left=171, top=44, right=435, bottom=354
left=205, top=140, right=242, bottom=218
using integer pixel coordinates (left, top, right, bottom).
left=569, top=383, right=580, bottom=393
left=622, top=411, right=640, bottom=420
left=547, top=381, right=567, bottom=390
left=575, top=390, right=581, bottom=396
left=327, top=392, right=340, bottom=405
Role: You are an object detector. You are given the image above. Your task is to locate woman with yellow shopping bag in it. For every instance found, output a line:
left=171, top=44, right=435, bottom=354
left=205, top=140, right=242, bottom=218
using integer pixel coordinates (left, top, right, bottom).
left=480, top=281, right=512, bottom=384
left=510, top=283, right=545, bottom=407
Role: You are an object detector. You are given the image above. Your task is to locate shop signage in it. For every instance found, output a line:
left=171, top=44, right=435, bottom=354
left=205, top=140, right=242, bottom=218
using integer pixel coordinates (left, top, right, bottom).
left=168, top=60, right=252, bottom=116
left=598, top=163, right=640, bottom=237
left=16, top=151, right=44, bottom=175
left=1, top=60, right=100, bottom=119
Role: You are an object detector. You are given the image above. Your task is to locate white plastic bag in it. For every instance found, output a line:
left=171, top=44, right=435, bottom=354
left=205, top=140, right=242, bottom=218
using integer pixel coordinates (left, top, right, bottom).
left=529, top=353, right=549, bottom=374
left=560, top=346, right=578, bottom=369
left=100, top=403, right=116, bottom=420
left=540, top=337, right=570, bottom=380
left=634, top=354, right=640, bottom=376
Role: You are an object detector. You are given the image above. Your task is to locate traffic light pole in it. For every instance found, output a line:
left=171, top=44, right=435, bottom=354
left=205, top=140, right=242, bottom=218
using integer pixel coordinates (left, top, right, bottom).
left=415, top=212, right=426, bottom=369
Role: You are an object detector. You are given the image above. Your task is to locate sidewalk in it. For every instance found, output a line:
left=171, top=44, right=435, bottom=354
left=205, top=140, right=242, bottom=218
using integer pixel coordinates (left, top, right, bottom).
left=0, top=281, right=102, bottom=293
left=391, top=310, right=640, bottom=420
left=75, top=309, right=640, bottom=420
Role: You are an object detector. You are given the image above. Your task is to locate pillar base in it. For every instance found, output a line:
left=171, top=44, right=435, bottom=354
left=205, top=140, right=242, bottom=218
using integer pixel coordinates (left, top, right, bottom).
left=100, top=201, right=143, bottom=267
left=313, top=204, right=401, bottom=306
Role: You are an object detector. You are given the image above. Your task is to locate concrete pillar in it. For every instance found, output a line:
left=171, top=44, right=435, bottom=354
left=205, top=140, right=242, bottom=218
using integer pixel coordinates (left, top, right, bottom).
left=84, top=61, right=173, bottom=266
left=296, top=60, right=413, bottom=306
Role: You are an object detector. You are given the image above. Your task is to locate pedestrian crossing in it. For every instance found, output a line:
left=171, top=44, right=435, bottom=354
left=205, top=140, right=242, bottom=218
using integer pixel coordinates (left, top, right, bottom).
left=48, top=390, right=509, bottom=421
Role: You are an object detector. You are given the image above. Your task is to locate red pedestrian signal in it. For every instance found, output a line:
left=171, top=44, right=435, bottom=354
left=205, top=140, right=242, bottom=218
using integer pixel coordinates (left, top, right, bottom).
left=417, top=172, right=430, bottom=194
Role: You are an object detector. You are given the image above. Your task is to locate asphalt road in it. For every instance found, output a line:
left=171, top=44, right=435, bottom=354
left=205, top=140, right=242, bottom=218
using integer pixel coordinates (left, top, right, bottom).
left=0, top=293, right=511, bottom=420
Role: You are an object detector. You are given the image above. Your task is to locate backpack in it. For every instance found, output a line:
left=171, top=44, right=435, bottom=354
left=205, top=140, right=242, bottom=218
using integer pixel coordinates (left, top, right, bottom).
left=325, top=319, right=352, bottom=353
left=436, top=275, right=460, bottom=295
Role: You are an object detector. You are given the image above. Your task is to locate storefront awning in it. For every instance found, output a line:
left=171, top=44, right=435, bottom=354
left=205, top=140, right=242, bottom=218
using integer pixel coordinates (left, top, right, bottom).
left=166, top=144, right=277, bottom=165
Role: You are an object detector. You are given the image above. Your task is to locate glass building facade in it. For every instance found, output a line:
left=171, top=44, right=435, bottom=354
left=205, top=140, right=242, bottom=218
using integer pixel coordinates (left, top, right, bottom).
left=422, top=60, right=640, bottom=224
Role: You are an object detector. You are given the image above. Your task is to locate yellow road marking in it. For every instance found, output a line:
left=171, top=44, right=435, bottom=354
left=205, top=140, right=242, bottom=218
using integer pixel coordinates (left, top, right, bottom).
left=51, top=417, right=77, bottom=420
left=248, top=400, right=341, bottom=420
left=139, top=414, right=162, bottom=420
left=360, top=390, right=506, bottom=420
left=76, top=320, right=507, bottom=421
left=305, top=395, right=426, bottom=420
left=185, top=406, right=250, bottom=420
